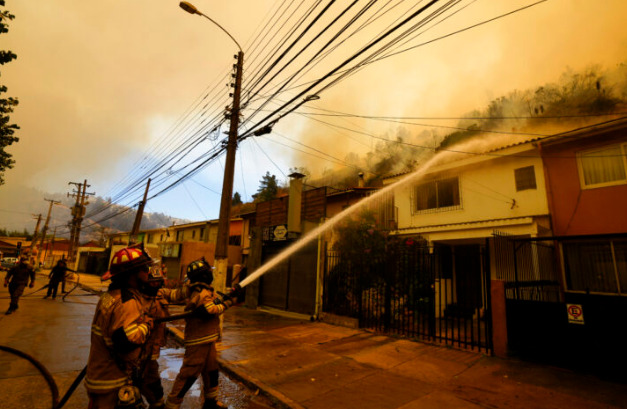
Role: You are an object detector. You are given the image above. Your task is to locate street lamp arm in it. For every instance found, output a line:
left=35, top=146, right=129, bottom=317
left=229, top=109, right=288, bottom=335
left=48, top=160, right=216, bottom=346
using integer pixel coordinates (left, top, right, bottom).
left=199, top=13, right=242, bottom=52
left=179, top=2, right=242, bottom=52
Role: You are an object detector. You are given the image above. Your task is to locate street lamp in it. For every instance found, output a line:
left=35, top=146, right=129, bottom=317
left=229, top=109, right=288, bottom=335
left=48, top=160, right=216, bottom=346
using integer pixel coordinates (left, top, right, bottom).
left=179, top=1, right=243, bottom=293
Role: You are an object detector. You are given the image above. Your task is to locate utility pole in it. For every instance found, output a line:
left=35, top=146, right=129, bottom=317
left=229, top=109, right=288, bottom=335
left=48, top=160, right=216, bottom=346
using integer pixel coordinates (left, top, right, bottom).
left=44, top=227, right=56, bottom=266
left=39, top=199, right=60, bottom=265
left=129, top=178, right=151, bottom=245
left=67, top=181, right=82, bottom=260
left=179, top=1, right=243, bottom=293
left=99, top=226, right=108, bottom=248
left=67, top=180, right=95, bottom=264
left=214, top=50, right=243, bottom=293
left=29, top=214, right=42, bottom=255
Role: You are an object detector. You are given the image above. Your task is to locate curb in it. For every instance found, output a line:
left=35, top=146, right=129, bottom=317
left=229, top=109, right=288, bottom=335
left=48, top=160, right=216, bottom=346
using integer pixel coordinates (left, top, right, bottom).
left=165, top=325, right=304, bottom=409
left=78, top=281, right=301, bottom=409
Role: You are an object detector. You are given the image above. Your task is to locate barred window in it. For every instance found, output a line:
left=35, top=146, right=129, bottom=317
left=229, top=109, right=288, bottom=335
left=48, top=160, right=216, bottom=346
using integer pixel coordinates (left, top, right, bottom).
left=563, top=239, right=627, bottom=294
left=514, top=166, right=537, bottom=191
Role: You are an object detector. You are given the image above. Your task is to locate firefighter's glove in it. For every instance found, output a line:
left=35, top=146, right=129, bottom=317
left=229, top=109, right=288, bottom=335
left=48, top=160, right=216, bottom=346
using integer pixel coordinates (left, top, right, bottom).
left=227, top=284, right=244, bottom=303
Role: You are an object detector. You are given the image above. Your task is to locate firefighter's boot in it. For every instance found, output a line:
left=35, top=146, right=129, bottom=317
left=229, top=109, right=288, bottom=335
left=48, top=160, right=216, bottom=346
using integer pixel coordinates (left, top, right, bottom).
left=202, top=399, right=227, bottom=409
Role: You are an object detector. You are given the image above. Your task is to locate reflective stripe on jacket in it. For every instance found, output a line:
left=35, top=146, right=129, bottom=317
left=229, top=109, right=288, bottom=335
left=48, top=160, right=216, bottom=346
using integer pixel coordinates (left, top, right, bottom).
left=182, top=284, right=232, bottom=346
left=141, top=290, right=171, bottom=360
left=85, top=288, right=150, bottom=394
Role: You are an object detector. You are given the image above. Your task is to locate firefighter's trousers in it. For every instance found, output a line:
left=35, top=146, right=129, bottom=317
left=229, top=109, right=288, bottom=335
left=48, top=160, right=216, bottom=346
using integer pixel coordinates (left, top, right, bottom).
left=165, top=342, right=219, bottom=408
left=87, top=390, right=118, bottom=409
left=8, top=282, right=26, bottom=310
left=141, top=359, right=164, bottom=407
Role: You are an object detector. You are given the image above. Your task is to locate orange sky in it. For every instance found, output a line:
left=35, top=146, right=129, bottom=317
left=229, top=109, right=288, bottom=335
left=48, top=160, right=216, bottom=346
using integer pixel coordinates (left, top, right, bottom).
left=2, top=0, right=627, bottom=222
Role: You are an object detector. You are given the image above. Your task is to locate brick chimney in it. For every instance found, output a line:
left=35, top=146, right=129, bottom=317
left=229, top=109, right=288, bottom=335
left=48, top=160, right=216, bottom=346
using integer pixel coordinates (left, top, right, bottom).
left=287, top=172, right=306, bottom=237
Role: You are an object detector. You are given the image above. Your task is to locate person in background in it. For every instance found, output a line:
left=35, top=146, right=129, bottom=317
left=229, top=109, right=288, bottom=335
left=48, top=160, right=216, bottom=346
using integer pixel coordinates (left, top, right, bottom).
left=3, top=257, right=35, bottom=315
left=44, top=259, right=74, bottom=300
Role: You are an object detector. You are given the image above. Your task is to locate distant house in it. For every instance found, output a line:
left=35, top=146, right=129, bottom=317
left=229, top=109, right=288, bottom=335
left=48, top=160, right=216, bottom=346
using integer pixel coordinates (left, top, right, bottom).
left=40, top=239, right=71, bottom=268
left=106, top=218, right=247, bottom=282
left=0, top=237, right=30, bottom=258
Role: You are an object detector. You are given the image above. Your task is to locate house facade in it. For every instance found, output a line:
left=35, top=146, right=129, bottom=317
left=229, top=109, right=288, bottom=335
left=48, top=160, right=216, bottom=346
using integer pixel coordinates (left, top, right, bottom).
left=382, top=139, right=552, bottom=354
left=529, top=118, right=627, bottom=376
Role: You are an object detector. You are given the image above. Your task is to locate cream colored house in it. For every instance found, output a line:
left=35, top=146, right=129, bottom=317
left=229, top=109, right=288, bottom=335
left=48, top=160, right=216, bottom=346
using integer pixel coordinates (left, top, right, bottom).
left=381, top=139, right=553, bottom=354
left=387, top=142, right=551, bottom=242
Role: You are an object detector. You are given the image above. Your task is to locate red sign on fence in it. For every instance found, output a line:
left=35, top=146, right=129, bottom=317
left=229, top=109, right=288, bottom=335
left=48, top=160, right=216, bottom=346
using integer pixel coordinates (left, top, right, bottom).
left=566, top=304, right=584, bottom=325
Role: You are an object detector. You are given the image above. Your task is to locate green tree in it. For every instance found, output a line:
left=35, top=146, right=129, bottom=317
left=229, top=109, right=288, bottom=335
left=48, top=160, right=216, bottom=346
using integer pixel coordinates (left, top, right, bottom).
left=253, top=172, right=279, bottom=203
left=0, top=0, right=19, bottom=185
left=231, top=191, right=243, bottom=206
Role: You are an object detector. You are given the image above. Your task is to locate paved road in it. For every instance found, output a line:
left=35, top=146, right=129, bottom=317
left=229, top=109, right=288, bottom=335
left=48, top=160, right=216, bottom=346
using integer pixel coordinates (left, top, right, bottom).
left=0, top=274, right=274, bottom=409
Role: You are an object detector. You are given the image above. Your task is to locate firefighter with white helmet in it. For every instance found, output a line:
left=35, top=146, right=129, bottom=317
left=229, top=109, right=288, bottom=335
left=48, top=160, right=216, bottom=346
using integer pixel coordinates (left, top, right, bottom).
left=85, top=246, right=155, bottom=409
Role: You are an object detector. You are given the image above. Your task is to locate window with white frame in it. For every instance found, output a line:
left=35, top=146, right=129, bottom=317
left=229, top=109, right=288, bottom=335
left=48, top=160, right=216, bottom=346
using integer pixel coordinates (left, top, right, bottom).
left=562, top=239, right=627, bottom=295
left=414, top=177, right=461, bottom=212
left=577, top=144, right=627, bottom=188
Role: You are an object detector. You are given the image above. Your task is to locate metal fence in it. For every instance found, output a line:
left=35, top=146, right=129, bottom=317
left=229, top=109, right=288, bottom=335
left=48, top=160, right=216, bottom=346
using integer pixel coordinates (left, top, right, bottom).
left=493, top=232, right=561, bottom=302
left=324, top=240, right=492, bottom=353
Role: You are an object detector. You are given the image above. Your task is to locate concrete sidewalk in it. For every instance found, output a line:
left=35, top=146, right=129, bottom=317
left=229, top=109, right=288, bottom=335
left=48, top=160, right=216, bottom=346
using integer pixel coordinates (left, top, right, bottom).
left=189, top=307, right=627, bottom=409
left=75, top=275, right=626, bottom=409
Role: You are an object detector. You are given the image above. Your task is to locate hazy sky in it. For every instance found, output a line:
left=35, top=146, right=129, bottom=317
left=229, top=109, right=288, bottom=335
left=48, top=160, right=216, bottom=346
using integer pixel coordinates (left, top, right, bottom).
left=2, top=0, right=627, bottom=227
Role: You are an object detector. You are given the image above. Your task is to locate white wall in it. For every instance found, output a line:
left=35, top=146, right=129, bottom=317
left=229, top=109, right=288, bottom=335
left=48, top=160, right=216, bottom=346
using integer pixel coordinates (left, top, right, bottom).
left=393, top=148, right=549, bottom=234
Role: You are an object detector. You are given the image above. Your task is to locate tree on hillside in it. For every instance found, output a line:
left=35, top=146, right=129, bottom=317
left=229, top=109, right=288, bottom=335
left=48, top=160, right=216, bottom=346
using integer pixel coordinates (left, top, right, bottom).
left=438, top=64, right=625, bottom=150
left=253, top=172, right=281, bottom=203
left=0, top=0, right=19, bottom=185
left=232, top=191, right=242, bottom=206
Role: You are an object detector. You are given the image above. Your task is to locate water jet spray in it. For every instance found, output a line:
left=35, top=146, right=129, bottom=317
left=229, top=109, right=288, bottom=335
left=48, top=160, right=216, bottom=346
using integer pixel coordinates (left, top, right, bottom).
left=237, top=146, right=468, bottom=290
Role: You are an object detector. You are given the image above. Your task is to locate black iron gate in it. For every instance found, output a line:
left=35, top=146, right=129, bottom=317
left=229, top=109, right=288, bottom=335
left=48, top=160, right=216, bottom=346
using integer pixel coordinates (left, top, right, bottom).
left=494, top=233, right=627, bottom=379
left=493, top=232, right=566, bottom=363
left=259, top=241, right=317, bottom=315
left=324, top=239, right=492, bottom=353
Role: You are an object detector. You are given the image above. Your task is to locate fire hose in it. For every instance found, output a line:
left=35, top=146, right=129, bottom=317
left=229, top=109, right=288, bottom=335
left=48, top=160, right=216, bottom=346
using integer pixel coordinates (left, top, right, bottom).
left=0, top=312, right=193, bottom=408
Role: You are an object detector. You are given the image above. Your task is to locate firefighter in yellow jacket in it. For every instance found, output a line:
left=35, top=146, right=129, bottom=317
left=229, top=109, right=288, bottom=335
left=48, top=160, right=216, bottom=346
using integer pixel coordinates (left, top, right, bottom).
left=138, top=265, right=182, bottom=409
left=85, top=246, right=155, bottom=409
left=133, top=266, right=167, bottom=409
left=164, top=258, right=242, bottom=409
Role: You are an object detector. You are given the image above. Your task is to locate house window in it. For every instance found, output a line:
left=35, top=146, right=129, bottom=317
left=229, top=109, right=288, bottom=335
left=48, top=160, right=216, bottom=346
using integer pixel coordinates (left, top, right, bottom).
left=147, top=234, right=153, bottom=244
left=563, top=239, right=627, bottom=295
left=176, top=230, right=183, bottom=242
left=192, top=230, right=196, bottom=239
left=514, top=166, right=536, bottom=191
left=160, top=234, right=164, bottom=242
left=577, top=144, right=627, bottom=188
left=415, top=177, right=460, bottom=212
left=200, top=227, right=205, bottom=240
left=229, top=235, right=242, bottom=246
